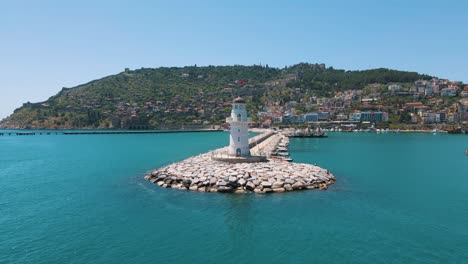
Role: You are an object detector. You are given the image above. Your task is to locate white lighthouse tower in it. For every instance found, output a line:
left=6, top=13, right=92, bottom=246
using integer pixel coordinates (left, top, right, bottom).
left=226, top=97, right=251, bottom=157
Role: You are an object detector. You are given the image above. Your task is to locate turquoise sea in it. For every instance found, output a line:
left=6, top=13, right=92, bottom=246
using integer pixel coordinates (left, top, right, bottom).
left=0, top=131, right=467, bottom=263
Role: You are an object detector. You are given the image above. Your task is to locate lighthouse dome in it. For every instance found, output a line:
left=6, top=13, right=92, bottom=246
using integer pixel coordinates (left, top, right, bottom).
left=233, top=97, right=246, bottom=104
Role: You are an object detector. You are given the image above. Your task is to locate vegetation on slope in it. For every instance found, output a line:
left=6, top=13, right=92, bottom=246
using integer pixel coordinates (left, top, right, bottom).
left=0, top=63, right=431, bottom=129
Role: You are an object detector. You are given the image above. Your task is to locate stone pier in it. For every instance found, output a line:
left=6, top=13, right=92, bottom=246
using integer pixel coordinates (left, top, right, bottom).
left=145, top=130, right=336, bottom=193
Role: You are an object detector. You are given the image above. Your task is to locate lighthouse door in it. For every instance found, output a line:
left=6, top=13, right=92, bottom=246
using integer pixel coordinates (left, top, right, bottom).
left=236, top=148, right=241, bottom=157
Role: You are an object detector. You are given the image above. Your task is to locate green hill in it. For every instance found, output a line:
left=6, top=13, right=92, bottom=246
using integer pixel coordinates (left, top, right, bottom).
left=0, top=63, right=431, bottom=129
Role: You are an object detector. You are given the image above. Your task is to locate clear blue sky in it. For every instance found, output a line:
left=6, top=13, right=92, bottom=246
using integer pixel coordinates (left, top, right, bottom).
left=1, top=0, right=467, bottom=119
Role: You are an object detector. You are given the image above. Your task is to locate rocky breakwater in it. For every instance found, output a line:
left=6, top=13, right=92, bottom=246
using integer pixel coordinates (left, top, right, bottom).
left=144, top=152, right=336, bottom=194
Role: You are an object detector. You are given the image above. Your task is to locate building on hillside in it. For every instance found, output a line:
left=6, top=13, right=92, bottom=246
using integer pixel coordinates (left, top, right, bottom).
left=425, top=87, right=433, bottom=96
left=446, top=113, right=459, bottom=123
left=304, top=113, right=319, bottom=122
left=336, top=113, right=348, bottom=121
left=441, top=88, right=458, bottom=97
left=349, top=111, right=388, bottom=122
left=318, top=112, right=330, bottom=120
left=273, top=116, right=282, bottom=123
left=388, top=85, right=401, bottom=92
left=435, top=113, right=446, bottom=123
left=422, top=112, right=437, bottom=124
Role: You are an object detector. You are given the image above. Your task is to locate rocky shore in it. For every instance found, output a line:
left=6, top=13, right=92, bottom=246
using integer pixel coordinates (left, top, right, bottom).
left=145, top=130, right=336, bottom=194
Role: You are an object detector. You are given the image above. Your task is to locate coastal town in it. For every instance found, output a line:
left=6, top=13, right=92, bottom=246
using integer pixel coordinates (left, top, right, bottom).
left=1, top=65, right=467, bottom=133
left=256, top=78, right=468, bottom=132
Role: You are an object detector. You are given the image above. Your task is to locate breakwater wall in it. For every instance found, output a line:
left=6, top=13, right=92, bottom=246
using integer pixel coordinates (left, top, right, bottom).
left=145, top=130, right=336, bottom=194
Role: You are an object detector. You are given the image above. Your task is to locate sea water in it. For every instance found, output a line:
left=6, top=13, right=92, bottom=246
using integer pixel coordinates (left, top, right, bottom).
left=0, top=131, right=467, bottom=263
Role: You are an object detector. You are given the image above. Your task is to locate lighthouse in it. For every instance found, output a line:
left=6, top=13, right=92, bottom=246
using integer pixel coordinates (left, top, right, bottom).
left=226, top=97, right=251, bottom=157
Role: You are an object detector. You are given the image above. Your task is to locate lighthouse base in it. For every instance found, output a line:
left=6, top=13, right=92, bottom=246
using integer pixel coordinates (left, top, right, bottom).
left=211, top=154, right=267, bottom=163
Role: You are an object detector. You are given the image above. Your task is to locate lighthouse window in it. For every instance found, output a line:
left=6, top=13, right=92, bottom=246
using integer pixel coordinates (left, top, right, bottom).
left=234, top=105, right=238, bottom=109
left=238, top=136, right=240, bottom=142
left=238, top=128, right=240, bottom=132
left=237, top=114, right=241, bottom=119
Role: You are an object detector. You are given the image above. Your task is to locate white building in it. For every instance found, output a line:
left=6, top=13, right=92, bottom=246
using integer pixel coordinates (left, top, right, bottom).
left=422, top=112, right=437, bottom=124
left=388, top=85, right=401, bottom=92
left=226, top=97, right=251, bottom=157
left=441, top=88, right=458, bottom=97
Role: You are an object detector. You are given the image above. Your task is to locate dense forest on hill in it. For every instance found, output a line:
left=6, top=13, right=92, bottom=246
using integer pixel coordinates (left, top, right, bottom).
left=0, top=63, right=432, bottom=129
left=287, top=64, right=431, bottom=95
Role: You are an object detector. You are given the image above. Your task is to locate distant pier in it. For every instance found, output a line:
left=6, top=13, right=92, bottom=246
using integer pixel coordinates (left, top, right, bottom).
left=0, top=129, right=223, bottom=136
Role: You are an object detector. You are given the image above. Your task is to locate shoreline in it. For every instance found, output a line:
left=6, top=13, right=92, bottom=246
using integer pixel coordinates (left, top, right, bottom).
left=0, top=128, right=224, bottom=136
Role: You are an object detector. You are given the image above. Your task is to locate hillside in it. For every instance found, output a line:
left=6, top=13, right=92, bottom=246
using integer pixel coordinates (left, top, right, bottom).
left=0, top=64, right=432, bottom=129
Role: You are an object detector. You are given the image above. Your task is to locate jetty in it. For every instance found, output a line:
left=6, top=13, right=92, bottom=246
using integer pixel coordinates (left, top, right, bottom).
left=145, top=97, right=335, bottom=194
left=145, top=130, right=335, bottom=193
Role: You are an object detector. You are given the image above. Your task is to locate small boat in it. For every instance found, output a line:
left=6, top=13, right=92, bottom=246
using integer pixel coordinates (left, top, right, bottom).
left=282, top=157, right=293, bottom=162
left=277, top=152, right=289, bottom=156
left=465, top=150, right=468, bottom=155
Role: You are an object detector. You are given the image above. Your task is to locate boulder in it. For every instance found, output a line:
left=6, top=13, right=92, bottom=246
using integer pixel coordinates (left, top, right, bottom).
left=272, top=181, right=284, bottom=189
left=209, top=177, right=218, bottom=185
left=263, top=188, right=273, bottom=193
left=261, top=181, right=272, bottom=188
left=273, top=187, right=285, bottom=193
left=246, top=181, right=256, bottom=191
left=172, top=183, right=182, bottom=189
left=217, top=180, right=228, bottom=186
left=150, top=178, right=159, bottom=183
left=218, top=186, right=233, bottom=193
left=292, top=181, right=304, bottom=190
left=238, top=178, right=246, bottom=186
left=182, top=179, right=192, bottom=188
left=284, top=184, right=293, bottom=191
left=228, top=176, right=238, bottom=183
left=254, top=187, right=265, bottom=194
left=189, top=185, right=199, bottom=191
